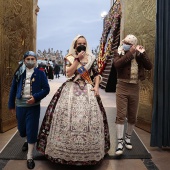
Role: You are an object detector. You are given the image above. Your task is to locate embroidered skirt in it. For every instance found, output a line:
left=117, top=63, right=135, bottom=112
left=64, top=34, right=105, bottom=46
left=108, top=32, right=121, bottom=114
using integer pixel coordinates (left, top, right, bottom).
left=36, top=81, right=110, bottom=165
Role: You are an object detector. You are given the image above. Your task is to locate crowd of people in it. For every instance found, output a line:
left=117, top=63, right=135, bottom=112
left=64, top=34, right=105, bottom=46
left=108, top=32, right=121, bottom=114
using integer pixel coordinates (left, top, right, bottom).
left=8, top=34, right=152, bottom=169
left=37, top=62, right=61, bottom=80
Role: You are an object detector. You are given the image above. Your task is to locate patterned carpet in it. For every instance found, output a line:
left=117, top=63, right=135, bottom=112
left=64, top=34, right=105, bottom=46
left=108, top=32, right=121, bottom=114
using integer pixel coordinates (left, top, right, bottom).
left=0, top=107, right=151, bottom=160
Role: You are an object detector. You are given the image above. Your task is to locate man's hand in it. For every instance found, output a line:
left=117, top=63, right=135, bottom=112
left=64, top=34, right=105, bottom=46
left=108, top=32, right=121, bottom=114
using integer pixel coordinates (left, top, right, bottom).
left=27, top=96, right=35, bottom=104
left=10, top=109, right=15, bottom=114
left=129, top=45, right=136, bottom=54
left=136, top=45, right=145, bottom=53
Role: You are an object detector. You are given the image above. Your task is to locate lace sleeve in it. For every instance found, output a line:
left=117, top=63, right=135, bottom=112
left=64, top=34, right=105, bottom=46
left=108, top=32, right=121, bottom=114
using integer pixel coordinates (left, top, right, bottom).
left=64, top=56, right=75, bottom=79
left=90, top=59, right=102, bottom=83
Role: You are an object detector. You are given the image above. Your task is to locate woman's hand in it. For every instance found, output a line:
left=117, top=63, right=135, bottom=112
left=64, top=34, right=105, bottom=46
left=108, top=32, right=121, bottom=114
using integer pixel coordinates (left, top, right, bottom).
left=91, top=75, right=100, bottom=96
left=77, top=51, right=85, bottom=60
left=91, top=86, right=99, bottom=96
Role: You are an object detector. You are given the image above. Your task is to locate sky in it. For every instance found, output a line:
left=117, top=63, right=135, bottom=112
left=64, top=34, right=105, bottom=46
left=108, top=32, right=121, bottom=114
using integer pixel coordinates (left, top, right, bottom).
left=37, top=0, right=110, bottom=55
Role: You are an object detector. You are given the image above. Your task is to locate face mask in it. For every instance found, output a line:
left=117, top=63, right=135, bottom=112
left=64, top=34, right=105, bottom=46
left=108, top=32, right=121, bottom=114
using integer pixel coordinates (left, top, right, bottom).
left=76, top=45, right=86, bottom=53
left=25, top=60, right=36, bottom=69
left=122, top=44, right=131, bottom=51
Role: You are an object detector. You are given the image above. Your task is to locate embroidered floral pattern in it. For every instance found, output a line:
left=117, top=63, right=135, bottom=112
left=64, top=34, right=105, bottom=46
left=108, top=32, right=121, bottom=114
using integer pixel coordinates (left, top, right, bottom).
left=36, top=61, right=110, bottom=165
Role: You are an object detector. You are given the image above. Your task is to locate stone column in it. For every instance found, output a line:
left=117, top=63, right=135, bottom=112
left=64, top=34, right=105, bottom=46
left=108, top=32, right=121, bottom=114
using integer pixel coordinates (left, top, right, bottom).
left=33, top=0, right=39, bottom=52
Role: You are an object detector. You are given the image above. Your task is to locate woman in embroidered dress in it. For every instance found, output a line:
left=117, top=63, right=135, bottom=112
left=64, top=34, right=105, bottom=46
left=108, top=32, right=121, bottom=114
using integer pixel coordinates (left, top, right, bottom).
left=36, top=35, right=110, bottom=165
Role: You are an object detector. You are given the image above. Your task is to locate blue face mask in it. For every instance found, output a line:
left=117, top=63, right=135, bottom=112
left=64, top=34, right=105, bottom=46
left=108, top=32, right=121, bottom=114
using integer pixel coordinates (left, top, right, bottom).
left=122, top=44, right=131, bottom=51
left=25, top=60, right=36, bottom=69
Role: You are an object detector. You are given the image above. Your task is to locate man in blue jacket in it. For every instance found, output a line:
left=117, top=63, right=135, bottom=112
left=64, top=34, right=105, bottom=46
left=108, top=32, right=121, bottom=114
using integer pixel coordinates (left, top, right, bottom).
left=8, top=51, right=50, bottom=169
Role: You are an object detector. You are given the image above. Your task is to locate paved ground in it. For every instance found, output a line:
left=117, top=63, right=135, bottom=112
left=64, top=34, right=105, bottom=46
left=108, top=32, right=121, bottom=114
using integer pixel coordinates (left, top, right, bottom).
left=1, top=75, right=169, bottom=170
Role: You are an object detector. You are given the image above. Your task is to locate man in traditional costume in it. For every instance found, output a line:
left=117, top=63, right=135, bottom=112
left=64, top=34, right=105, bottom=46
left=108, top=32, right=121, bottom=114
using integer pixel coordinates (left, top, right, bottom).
left=8, top=51, right=50, bottom=169
left=113, top=35, right=152, bottom=155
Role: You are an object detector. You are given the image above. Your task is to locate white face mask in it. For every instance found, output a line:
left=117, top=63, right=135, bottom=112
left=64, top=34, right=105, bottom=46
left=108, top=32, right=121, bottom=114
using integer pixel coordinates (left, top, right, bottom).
left=122, top=44, right=131, bottom=51
left=25, top=60, right=36, bottom=69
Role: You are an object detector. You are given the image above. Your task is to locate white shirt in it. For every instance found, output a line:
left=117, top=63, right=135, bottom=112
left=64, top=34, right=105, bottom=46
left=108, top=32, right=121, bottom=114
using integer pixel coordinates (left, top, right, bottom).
left=22, top=68, right=34, bottom=98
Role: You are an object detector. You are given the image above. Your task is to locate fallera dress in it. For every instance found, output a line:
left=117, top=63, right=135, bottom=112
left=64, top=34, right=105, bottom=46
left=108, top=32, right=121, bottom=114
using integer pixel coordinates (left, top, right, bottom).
left=36, top=54, right=110, bottom=165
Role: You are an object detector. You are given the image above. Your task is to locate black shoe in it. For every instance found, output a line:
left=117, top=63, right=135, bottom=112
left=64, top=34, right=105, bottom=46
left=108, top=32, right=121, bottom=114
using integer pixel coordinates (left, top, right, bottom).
left=124, top=133, right=132, bottom=149
left=115, top=138, right=124, bottom=155
left=27, top=159, right=35, bottom=169
left=22, top=142, right=28, bottom=151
